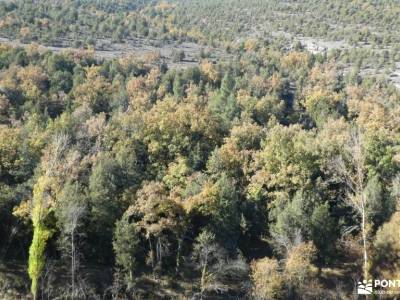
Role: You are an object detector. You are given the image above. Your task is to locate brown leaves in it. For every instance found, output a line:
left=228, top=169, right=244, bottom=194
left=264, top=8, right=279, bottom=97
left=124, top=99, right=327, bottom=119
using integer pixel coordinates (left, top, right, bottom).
left=251, top=242, right=319, bottom=300
left=285, top=242, right=318, bottom=284
left=17, top=65, right=48, bottom=100
left=126, top=69, right=161, bottom=111
left=250, top=257, right=286, bottom=300
left=129, top=181, right=186, bottom=237
left=373, top=211, right=400, bottom=279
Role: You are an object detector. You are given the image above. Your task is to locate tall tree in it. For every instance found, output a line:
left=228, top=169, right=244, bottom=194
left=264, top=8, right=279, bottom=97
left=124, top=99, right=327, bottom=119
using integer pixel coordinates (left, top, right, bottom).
left=113, top=213, right=141, bottom=289
left=333, top=128, right=371, bottom=279
left=56, top=182, right=86, bottom=299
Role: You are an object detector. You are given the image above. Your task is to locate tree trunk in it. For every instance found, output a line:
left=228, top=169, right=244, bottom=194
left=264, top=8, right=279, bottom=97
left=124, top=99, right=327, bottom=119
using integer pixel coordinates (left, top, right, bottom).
left=71, top=229, right=75, bottom=299
left=200, top=252, right=208, bottom=300
left=148, top=238, right=155, bottom=278
left=175, top=237, right=182, bottom=274
left=361, top=198, right=368, bottom=280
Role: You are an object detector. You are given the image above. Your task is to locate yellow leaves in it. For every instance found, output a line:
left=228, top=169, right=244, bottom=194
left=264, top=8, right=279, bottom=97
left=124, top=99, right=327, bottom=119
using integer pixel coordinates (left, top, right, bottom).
left=250, top=75, right=268, bottom=95
left=17, top=65, right=47, bottom=86
left=304, top=88, right=339, bottom=107
left=250, top=257, right=285, bottom=300
left=251, top=242, right=319, bottom=299
left=236, top=89, right=284, bottom=123
left=259, top=124, right=318, bottom=193
left=28, top=219, right=53, bottom=297
left=200, top=60, right=220, bottom=83
left=25, top=118, right=48, bottom=156
left=0, top=43, right=11, bottom=54
left=302, top=88, right=342, bottom=125
left=85, top=112, right=107, bottom=138
left=230, top=123, right=264, bottom=149
left=246, top=169, right=269, bottom=201
left=344, top=83, right=400, bottom=139
left=285, top=242, right=318, bottom=284
left=19, top=26, right=31, bottom=38
left=316, top=118, right=350, bottom=158
left=213, top=123, right=262, bottom=176
left=244, top=39, right=258, bottom=51
left=73, top=66, right=112, bottom=112
left=0, top=66, right=19, bottom=93
left=156, top=2, right=176, bottom=10
left=0, top=126, right=20, bottom=173
left=0, top=16, right=16, bottom=28
left=307, top=63, right=338, bottom=91
left=281, top=51, right=310, bottom=70
left=163, top=156, right=191, bottom=190
left=184, top=181, right=217, bottom=214
left=126, top=76, right=146, bottom=98
left=373, top=211, right=400, bottom=279
left=347, top=97, right=390, bottom=134
left=269, top=73, right=283, bottom=91
left=144, top=96, right=180, bottom=131
left=84, top=65, right=101, bottom=81
left=70, top=48, right=95, bottom=64
left=146, top=68, right=161, bottom=88
left=17, top=65, right=48, bottom=100
left=236, top=89, right=253, bottom=108
left=126, top=69, right=161, bottom=110
left=142, top=94, right=220, bottom=163
left=217, top=140, right=243, bottom=171
left=187, top=29, right=205, bottom=42
left=26, top=43, right=43, bottom=59
left=32, top=176, right=56, bottom=223
left=13, top=200, right=31, bottom=220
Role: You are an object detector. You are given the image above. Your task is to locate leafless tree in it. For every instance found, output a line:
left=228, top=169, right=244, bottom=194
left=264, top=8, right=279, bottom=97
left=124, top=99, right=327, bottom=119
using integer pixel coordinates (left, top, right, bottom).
left=271, top=228, right=303, bottom=256
left=331, top=127, right=369, bottom=280
left=46, top=133, right=70, bottom=176
left=60, top=201, right=86, bottom=299
left=40, top=260, right=56, bottom=300
left=192, top=230, right=228, bottom=300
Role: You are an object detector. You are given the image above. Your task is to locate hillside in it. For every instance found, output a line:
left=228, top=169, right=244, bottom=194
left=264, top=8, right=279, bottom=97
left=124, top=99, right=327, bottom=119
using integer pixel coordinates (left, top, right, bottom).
left=0, top=1, right=399, bottom=299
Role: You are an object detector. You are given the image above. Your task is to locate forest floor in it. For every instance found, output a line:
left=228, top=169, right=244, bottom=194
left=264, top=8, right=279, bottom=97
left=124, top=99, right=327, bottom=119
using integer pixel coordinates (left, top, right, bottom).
left=2, top=33, right=399, bottom=89
left=268, top=31, right=400, bottom=88
left=0, top=36, right=225, bottom=69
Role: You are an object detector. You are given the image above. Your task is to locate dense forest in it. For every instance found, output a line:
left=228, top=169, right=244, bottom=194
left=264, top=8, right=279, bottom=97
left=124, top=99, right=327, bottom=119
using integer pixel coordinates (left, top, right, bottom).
left=0, top=1, right=400, bottom=299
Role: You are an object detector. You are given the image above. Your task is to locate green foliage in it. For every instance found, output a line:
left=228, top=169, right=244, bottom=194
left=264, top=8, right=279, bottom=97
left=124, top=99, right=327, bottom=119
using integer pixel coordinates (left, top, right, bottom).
left=209, top=71, right=239, bottom=124
left=88, top=156, right=123, bottom=259
left=28, top=176, right=55, bottom=298
left=310, top=203, right=336, bottom=261
left=0, top=4, right=399, bottom=297
left=28, top=222, right=52, bottom=298
left=113, top=214, right=141, bottom=287
left=211, top=174, right=240, bottom=249
left=173, top=73, right=184, bottom=98
left=270, top=191, right=304, bottom=251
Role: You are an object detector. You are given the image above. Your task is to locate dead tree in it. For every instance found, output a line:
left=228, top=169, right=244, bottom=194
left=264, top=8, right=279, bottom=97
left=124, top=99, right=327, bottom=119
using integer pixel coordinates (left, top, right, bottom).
left=332, top=127, right=369, bottom=279
left=60, top=202, right=86, bottom=299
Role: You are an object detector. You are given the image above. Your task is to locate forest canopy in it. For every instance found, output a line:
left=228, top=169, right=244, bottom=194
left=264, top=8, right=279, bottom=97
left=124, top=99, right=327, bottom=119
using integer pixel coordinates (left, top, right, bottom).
left=0, top=1, right=399, bottom=299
